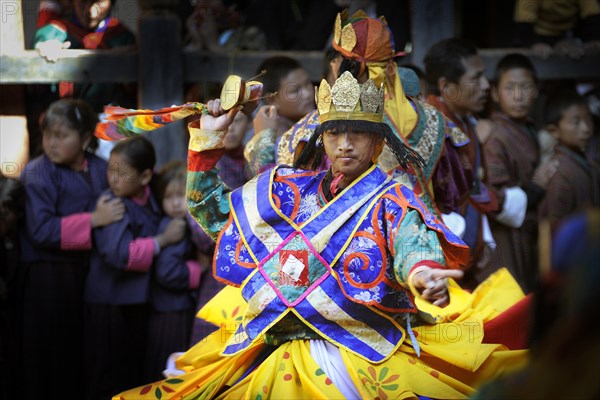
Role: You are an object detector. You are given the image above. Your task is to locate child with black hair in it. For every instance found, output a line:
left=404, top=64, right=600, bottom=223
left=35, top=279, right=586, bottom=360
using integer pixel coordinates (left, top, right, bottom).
left=479, top=53, right=558, bottom=292
left=245, top=56, right=315, bottom=175
left=539, top=86, right=600, bottom=234
left=20, top=98, right=124, bottom=398
left=145, top=160, right=202, bottom=381
left=254, top=56, right=315, bottom=134
left=84, top=136, right=184, bottom=399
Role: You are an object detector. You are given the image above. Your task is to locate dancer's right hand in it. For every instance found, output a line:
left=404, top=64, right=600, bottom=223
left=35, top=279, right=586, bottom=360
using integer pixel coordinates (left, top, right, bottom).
left=200, top=99, right=239, bottom=132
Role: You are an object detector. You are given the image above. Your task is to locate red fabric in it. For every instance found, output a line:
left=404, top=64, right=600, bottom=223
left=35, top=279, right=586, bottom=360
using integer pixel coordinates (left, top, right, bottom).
left=58, top=82, right=74, bottom=98
left=186, top=260, right=202, bottom=289
left=188, top=148, right=225, bottom=172
left=426, top=95, right=500, bottom=213
left=483, top=294, right=532, bottom=350
left=37, top=10, right=61, bottom=28
left=60, top=212, right=92, bottom=250
left=351, top=21, right=368, bottom=60
left=83, top=32, right=103, bottom=49
left=332, top=14, right=395, bottom=62
left=329, top=173, right=344, bottom=196
left=37, top=1, right=62, bottom=27
left=131, top=185, right=150, bottom=207
left=408, top=260, right=446, bottom=277
left=57, top=18, right=129, bottom=50
left=126, top=237, right=155, bottom=272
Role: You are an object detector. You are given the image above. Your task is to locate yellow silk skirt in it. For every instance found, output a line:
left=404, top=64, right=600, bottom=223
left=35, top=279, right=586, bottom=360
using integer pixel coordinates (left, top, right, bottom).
left=114, top=268, right=528, bottom=400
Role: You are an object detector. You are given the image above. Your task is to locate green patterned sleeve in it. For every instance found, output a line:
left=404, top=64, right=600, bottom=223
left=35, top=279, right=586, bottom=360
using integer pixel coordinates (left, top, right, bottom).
left=392, top=209, right=446, bottom=286
left=186, top=168, right=232, bottom=242
left=186, top=128, right=232, bottom=242
left=243, top=128, right=278, bottom=177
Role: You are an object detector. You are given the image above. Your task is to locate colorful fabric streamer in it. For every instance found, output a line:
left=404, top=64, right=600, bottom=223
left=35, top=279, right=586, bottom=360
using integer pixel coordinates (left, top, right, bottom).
left=94, top=102, right=208, bottom=141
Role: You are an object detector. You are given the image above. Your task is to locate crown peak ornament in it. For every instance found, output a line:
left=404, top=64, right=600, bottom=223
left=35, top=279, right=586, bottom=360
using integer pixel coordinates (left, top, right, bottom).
left=332, top=71, right=360, bottom=112
left=316, top=71, right=384, bottom=123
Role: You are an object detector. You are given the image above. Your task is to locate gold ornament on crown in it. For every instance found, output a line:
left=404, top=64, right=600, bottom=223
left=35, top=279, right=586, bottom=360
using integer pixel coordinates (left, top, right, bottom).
left=333, top=13, right=342, bottom=45
left=340, top=24, right=357, bottom=52
left=316, top=71, right=385, bottom=123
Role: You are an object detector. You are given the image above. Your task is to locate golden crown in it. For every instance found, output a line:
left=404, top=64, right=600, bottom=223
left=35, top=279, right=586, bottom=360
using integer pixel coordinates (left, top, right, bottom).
left=316, top=71, right=385, bottom=123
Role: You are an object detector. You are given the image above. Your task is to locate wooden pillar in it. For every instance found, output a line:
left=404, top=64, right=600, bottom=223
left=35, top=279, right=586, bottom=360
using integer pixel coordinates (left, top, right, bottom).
left=137, top=0, right=185, bottom=167
left=1, top=0, right=25, bottom=54
left=0, top=0, right=29, bottom=177
left=409, top=0, right=456, bottom=68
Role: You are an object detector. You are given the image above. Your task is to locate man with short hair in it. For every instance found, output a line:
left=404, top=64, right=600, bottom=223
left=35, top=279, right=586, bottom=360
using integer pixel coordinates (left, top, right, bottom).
left=425, top=38, right=500, bottom=287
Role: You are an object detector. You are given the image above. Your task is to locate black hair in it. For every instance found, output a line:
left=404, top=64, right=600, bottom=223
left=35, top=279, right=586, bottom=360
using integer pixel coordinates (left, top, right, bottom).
left=493, top=53, right=537, bottom=84
left=294, top=119, right=424, bottom=172
left=338, top=57, right=362, bottom=79
left=543, top=84, right=588, bottom=126
left=256, top=56, right=303, bottom=96
left=323, top=47, right=341, bottom=80
left=153, top=160, right=186, bottom=207
left=111, top=136, right=156, bottom=173
left=423, top=38, right=478, bottom=96
left=0, top=174, right=25, bottom=222
left=41, top=98, right=99, bottom=151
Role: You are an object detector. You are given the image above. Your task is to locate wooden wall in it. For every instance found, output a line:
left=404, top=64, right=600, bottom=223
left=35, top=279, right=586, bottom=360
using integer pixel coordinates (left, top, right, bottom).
left=2, top=0, right=599, bottom=165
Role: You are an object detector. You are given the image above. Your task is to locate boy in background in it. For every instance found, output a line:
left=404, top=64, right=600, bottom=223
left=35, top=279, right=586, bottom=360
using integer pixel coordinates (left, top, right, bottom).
left=539, top=86, right=600, bottom=234
left=479, top=54, right=557, bottom=292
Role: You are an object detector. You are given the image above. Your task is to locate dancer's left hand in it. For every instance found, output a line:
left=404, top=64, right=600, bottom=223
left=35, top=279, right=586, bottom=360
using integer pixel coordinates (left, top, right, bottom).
left=412, top=268, right=464, bottom=307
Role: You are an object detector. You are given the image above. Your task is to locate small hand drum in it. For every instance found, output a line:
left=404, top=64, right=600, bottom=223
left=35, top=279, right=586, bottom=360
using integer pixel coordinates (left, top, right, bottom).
left=220, top=75, right=264, bottom=115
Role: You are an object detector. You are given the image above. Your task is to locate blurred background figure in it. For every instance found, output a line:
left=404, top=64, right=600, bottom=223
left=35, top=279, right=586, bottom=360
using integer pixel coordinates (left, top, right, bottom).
left=538, top=85, right=600, bottom=235
left=37, top=0, right=69, bottom=28
left=245, top=55, right=315, bottom=175
left=30, top=0, right=137, bottom=160
left=472, top=208, right=600, bottom=399
left=513, top=0, right=600, bottom=58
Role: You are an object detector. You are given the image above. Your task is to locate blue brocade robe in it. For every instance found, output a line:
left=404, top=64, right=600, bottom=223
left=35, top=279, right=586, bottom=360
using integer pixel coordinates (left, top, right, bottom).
left=187, top=159, right=469, bottom=363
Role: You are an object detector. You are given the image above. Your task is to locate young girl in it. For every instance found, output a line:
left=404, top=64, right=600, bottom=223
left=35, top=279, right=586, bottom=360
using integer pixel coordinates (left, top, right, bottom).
left=84, top=136, right=184, bottom=399
left=20, top=98, right=124, bottom=398
left=146, top=160, right=202, bottom=380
